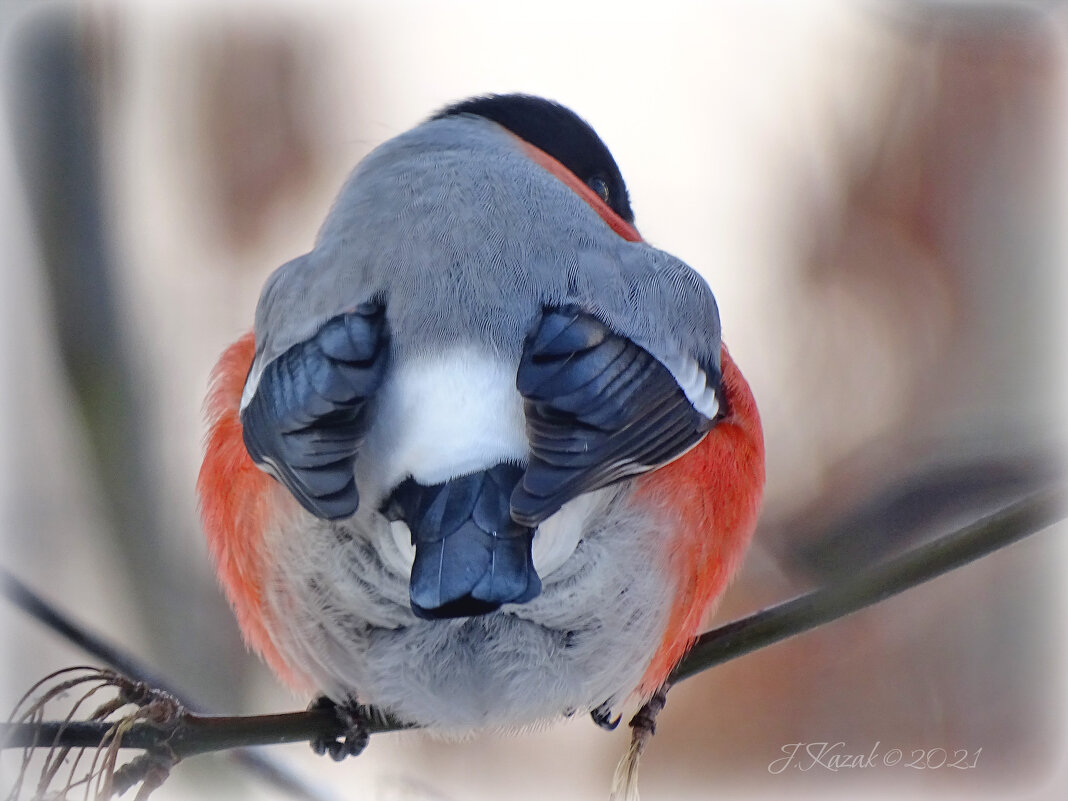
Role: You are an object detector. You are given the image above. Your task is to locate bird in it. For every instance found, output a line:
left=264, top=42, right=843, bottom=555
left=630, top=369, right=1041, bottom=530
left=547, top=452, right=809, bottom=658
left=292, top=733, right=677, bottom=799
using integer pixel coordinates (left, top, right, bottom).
left=197, top=93, right=765, bottom=756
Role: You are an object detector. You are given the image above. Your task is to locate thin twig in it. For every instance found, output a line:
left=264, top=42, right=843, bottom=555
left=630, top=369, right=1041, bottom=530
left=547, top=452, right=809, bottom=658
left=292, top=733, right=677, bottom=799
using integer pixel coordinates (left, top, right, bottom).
left=671, top=484, right=1066, bottom=683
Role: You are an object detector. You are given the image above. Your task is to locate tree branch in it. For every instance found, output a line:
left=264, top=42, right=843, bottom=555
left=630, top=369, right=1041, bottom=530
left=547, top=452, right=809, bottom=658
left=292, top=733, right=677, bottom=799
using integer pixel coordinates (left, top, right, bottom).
left=1, top=705, right=407, bottom=755
left=671, top=483, right=1066, bottom=683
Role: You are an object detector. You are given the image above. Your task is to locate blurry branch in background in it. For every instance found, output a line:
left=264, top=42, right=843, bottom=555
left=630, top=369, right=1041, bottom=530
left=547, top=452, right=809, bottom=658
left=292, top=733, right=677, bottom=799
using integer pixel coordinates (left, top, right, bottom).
left=778, top=453, right=1062, bottom=581
left=2, top=485, right=1064, bottom=799
left=0, top=575, right=343, bottom=801
left=5, top=0, right=250, bottom=709
left=670, top=483, right=1066, bottom=683
left=0, top=571, right=183, bottom=699
left=8, top=0, right=165, bottom=632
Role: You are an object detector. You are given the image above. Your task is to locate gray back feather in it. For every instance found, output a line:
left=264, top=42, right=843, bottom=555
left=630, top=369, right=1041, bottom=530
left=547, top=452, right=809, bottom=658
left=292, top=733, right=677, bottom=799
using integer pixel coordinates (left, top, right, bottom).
left=249, top=115, right=721, bottom=397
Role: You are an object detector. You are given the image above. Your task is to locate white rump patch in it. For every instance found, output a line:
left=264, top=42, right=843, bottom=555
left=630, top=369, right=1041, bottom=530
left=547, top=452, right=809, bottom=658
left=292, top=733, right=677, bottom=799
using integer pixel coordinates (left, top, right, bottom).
left=363, top=347, right=529, bottom=491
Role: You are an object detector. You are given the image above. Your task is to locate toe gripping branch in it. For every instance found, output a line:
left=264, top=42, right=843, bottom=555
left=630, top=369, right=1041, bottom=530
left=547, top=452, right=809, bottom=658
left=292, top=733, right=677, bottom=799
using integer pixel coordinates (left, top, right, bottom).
left=308, top=696, right=370, bottom=762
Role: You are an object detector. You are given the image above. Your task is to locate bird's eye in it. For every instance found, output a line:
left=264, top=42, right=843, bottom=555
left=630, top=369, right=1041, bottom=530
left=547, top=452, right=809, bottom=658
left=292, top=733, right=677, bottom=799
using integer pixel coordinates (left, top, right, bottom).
left=588, top=176, right=611, bottom=205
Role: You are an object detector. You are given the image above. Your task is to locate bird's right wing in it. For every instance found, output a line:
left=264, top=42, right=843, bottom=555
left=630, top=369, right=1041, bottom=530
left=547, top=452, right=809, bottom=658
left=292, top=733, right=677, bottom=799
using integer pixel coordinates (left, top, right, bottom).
left=240, top=302, right=389, bottom=520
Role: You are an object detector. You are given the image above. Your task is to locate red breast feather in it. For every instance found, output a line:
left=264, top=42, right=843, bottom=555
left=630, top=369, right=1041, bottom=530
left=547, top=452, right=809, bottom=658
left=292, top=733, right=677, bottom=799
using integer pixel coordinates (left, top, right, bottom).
left=634, top=345, right=765, bottom=694
left=197, top=332, right=308, bottom=691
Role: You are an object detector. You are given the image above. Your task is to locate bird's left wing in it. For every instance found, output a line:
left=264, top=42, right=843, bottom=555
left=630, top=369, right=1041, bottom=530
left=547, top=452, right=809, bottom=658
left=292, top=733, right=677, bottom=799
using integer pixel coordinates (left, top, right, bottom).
left=512, top=306, right=720, bottom=526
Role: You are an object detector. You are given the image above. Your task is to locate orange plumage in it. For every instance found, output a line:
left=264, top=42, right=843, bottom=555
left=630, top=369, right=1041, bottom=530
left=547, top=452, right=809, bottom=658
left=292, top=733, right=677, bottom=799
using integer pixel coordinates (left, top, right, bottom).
left=197, top=332, right=307, bottom=691
left=635, top=345, right=764, bottom=692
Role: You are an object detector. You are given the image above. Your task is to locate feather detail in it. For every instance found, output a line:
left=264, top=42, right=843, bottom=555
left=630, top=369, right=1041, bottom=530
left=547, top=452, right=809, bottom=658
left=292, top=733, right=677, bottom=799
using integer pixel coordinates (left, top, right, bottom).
left=197, top=332, right=309, bottom=691
left=634, top=344, right=765, bottom=694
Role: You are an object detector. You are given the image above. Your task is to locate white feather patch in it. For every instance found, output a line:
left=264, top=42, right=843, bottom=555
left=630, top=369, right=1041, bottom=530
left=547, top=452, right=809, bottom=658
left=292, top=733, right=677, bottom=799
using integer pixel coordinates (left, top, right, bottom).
left=385, top=519, right=416, bottom=576
left=663, top=353, right=719, bottom=420
left=238, top=357, right=262, bottom=413
left=362, top=347, right=529, bottom=491
left=532, top=489, right=609, bottom=577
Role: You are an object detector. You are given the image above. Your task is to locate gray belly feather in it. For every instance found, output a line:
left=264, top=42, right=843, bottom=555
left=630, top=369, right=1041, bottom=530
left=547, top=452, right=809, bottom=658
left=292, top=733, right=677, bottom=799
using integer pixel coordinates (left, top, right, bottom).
left=262, top=481, right=673, bottom=731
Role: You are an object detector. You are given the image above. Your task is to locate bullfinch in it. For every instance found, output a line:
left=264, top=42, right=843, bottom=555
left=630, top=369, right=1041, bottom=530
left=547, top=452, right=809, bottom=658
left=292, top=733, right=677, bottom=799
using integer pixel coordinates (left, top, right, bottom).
left=198, top=93, right=765, bottom=751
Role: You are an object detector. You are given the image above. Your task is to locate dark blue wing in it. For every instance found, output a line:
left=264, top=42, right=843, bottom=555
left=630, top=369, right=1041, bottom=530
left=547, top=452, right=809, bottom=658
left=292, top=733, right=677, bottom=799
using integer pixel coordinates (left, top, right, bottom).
left=512, top=306, right=717, bottom=526
left=241, top=302, right=389, bottom=519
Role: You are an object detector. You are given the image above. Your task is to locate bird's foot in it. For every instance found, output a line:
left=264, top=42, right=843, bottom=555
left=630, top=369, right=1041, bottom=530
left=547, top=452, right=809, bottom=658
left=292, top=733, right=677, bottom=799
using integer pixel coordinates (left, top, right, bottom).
left=609, top=683, right=672, bottom=801
left=308, top=696, right=370, bottom=761
left=591, top=701, right=622, bottom=731
left=629, top=682, right=670, bottom=741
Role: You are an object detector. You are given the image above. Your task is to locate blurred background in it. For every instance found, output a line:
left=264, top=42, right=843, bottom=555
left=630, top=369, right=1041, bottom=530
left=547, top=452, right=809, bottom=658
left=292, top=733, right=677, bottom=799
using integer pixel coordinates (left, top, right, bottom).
left=1, top=1, right=1065, bottom=799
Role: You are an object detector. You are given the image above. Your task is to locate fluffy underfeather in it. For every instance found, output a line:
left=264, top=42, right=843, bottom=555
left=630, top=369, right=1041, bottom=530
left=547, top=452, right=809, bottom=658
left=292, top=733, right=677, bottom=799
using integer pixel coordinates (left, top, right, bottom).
left=260, top=482, right=675, bottom=732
